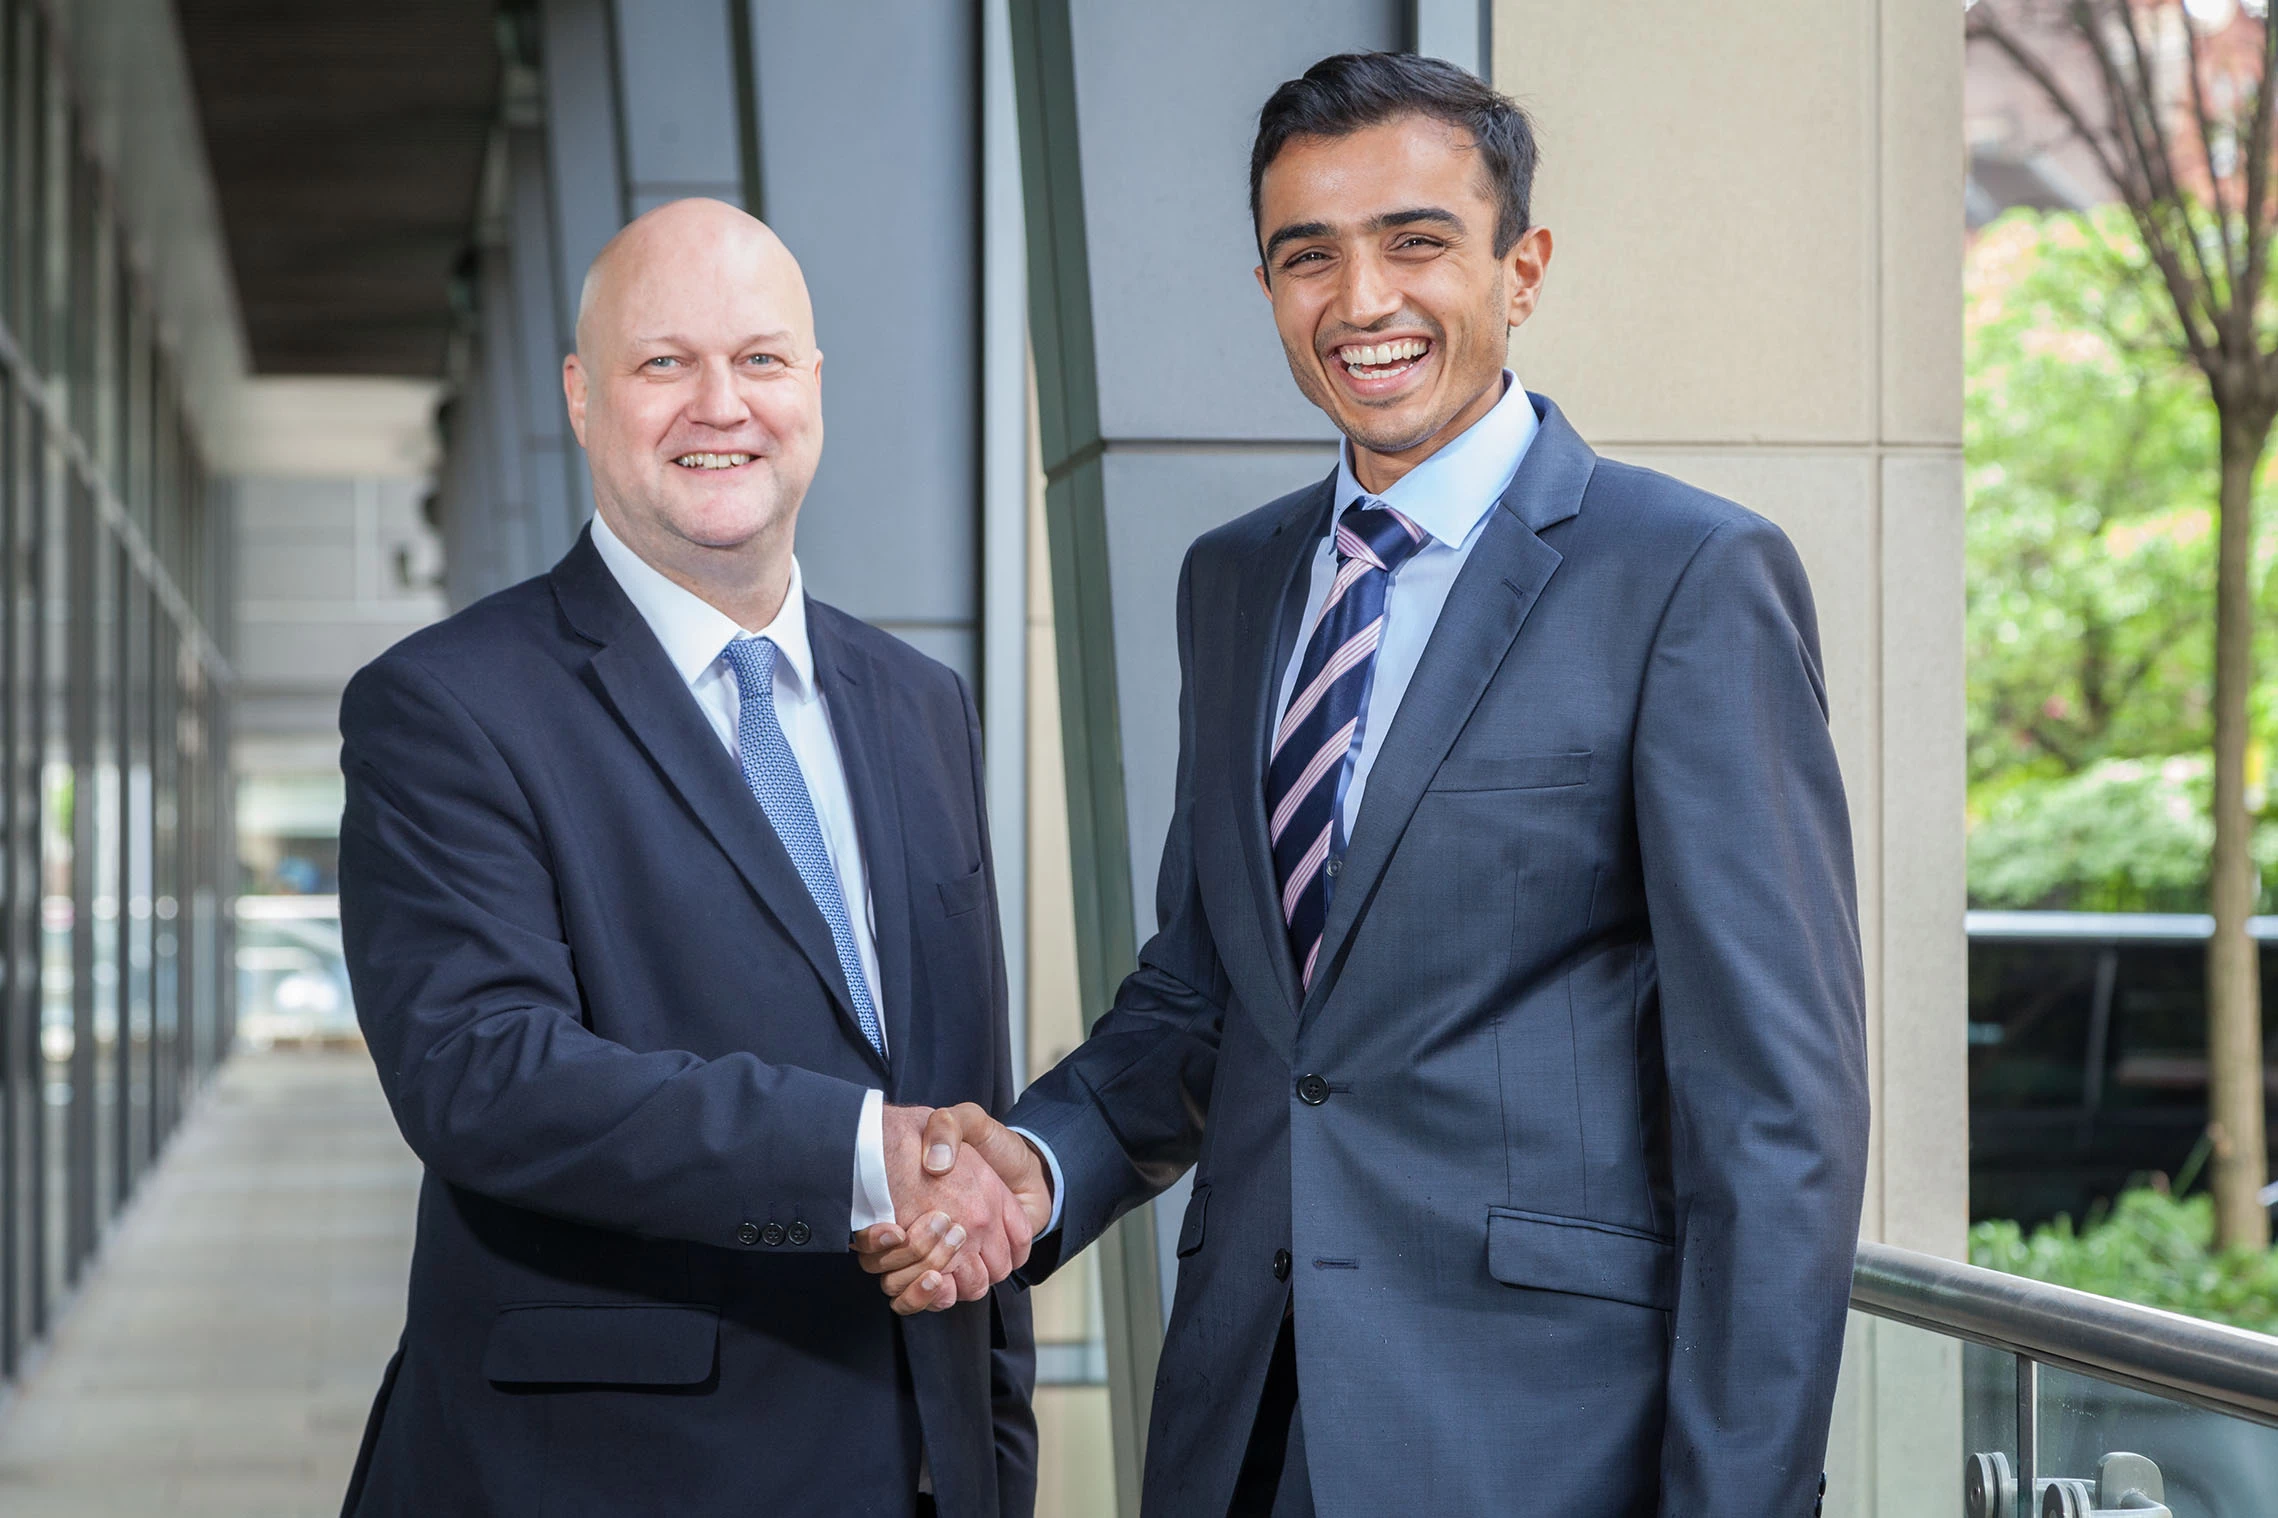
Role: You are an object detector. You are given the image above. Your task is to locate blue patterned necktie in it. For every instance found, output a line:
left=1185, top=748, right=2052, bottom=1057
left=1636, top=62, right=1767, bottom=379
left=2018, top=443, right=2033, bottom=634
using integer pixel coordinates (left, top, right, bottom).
left=721, top=635, right=884, bottom=1055
left=1265, top=499, right=1429, bottom=989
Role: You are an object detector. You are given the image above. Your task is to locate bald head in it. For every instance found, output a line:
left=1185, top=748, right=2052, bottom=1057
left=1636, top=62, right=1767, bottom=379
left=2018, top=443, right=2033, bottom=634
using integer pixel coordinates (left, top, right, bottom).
left=575, top=197, right=815, bottom=360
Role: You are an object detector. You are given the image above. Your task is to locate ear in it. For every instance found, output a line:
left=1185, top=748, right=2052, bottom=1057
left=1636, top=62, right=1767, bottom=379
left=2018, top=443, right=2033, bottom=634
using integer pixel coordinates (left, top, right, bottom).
left=563, top=354, right=589, bottom=447
left=1254, top=263, right=1272, bottom=300
left=1504, top=226, right=1554, bottom=330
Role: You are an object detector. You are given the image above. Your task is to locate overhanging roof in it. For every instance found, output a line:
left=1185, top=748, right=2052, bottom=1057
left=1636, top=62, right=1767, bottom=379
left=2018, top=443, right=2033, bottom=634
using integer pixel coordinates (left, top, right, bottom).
left=172, top=0, right=501, bottom=377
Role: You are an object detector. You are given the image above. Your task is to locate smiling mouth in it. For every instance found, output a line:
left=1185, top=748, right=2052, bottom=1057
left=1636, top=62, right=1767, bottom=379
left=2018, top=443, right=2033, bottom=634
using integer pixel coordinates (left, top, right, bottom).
left=1335, top=337, right=1432, bottom=379
left=673, top=452, right=755, bottom=470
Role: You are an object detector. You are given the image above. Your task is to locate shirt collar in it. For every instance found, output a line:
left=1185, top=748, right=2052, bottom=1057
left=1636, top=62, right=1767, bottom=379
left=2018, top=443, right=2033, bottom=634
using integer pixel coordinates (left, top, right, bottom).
left=1333, top=370, right=1539, bottom=548
left=588, top=510, right=816, bottom=695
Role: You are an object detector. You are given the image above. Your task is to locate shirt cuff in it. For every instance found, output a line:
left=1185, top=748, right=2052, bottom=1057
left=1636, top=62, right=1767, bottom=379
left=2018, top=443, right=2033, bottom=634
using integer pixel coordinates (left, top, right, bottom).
left=1007, top=1125, right=1066, bottom=1236
left=850, top=1088, right=894, bottom=1233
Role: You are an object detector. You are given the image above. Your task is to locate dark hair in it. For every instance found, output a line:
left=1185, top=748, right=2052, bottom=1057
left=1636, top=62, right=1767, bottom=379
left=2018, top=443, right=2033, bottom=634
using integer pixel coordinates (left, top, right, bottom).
left=1250, top=51, right=1538, bottom=258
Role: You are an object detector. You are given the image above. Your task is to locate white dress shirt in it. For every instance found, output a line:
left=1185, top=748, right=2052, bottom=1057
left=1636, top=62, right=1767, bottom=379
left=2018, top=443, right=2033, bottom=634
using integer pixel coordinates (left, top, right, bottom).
left=1025, top=374, right=1541, bottom=1237
left=589, top=511, right=897, bottom=1233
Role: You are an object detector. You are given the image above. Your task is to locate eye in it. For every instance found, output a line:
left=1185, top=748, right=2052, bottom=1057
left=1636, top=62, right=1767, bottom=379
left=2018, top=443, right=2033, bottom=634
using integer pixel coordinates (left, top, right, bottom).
left=643, top=356, right=681, bottom=371
left=1280, top=249, right=1328, bottom=271
left=743, top=352, right=781, bottom=369
left=1393, top=235, right=1443, bottom=251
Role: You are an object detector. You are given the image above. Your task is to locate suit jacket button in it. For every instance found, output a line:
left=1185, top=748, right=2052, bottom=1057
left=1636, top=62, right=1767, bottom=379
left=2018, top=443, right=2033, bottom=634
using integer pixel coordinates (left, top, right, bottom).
left=736, top=1221, right=762, bottom=1246
left=787, top=1220, right=812, bottom=1246
left=1296, top=1074, right=1330, bottom=1106
left=1272, top=1249, right=1292, bottom=1281
left=761, top=1222, right=787, bottom=1247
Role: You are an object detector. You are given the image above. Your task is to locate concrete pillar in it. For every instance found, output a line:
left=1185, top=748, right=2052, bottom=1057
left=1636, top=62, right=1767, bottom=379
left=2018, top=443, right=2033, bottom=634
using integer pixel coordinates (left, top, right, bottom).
left=1490, top=2, right=1968, bottom=1512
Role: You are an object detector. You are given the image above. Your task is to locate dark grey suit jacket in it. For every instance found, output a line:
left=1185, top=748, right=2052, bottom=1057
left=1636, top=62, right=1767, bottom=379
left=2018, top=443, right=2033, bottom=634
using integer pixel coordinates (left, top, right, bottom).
left=1010, top=395, right=1869, bottom=1517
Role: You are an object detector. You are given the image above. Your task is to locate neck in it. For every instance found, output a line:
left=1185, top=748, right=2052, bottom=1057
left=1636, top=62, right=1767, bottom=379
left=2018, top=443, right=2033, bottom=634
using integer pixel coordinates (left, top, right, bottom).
left=599, top=503, right=795, bottom=630
left=1345, top=372, right=1505, bottom=496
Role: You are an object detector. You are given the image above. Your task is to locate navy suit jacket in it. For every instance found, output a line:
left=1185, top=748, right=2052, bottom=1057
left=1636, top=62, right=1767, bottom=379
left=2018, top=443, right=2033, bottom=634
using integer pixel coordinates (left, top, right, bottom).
left=1011, top=396, right=1870, bottom=1517
left=336, top=529, right=1035, bottom=1518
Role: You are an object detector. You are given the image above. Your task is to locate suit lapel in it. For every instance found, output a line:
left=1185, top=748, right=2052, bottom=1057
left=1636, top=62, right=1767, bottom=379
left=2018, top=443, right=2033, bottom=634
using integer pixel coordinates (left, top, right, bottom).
left=1221, top=478, right=1334, bottom=1043
left=552, top=534, right=885, bottom=1073
left=1300, top=396, right=1597, bottom=1019
left=807, top=611, right=916, bottom=1089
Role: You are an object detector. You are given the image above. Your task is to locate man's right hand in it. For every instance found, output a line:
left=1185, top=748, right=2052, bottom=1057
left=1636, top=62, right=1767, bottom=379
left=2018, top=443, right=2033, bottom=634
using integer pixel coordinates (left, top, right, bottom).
left=852, top=1104, right=1055, bottom=1314
left=850, top=1105, right=1036, bottom=1316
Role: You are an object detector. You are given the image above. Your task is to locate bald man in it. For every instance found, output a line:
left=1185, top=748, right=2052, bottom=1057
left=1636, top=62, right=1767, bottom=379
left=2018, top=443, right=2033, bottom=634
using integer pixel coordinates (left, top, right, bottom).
left=336, top=199, right=1037, bottom=1518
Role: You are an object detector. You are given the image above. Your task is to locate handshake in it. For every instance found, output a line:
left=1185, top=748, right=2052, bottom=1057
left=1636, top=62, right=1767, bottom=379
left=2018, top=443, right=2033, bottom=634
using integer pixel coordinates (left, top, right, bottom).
left=852, top=1104, right=1054, bottom=1315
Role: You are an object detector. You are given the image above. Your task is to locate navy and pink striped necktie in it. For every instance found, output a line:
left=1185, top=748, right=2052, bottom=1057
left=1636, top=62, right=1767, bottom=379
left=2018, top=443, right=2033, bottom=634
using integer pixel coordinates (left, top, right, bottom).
left=1266, top=499, right=1429, bottom=989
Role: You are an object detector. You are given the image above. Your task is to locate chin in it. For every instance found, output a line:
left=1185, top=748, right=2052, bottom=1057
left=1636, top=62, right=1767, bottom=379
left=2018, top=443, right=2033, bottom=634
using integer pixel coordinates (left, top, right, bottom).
left=1341, top=410, right=1443, bottom=458
left=665, top=496, right=779, bottom=551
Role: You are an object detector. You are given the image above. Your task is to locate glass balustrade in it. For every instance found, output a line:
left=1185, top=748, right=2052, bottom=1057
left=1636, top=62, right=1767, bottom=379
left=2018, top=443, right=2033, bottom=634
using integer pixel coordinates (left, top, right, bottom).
left=1852, top=1242, right=2278, bottom=1518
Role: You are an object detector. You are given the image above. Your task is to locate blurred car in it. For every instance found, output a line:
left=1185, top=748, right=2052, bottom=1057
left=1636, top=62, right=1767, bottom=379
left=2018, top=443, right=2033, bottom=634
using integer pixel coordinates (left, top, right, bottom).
left=1969, top=910, right=2278, bottom=1227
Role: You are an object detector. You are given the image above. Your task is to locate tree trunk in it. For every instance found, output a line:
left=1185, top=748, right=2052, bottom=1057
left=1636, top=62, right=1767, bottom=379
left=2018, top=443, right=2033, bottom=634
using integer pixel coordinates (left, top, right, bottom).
left=2207, top=408, right=2270, bottom=1253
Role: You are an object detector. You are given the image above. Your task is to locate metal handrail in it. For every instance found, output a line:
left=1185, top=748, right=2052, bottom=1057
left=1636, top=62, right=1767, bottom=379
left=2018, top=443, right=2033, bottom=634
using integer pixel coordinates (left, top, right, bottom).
left=1852, top=1240, right=2278, bottom=1430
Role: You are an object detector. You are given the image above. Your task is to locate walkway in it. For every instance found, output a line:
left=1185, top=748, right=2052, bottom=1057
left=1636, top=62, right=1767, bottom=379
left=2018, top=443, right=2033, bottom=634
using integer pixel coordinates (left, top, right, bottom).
left=0, top=1047, right=419, bottom=1517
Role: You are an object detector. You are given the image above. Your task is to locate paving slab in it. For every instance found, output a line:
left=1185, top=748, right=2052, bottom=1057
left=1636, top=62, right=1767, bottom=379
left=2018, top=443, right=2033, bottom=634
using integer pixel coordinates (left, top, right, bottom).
left=0, top=1047, right=418, bottom=1518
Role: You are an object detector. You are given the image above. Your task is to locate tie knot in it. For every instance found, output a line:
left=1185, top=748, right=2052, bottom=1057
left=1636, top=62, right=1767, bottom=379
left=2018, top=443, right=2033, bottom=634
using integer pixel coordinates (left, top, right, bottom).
left=1335, top=500, right=1428, bottom=575
left=722, top=634, right=780, bottom=697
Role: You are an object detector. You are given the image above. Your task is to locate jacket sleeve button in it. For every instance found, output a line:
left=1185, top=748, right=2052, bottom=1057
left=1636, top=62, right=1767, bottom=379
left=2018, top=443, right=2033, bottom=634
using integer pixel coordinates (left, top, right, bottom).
left=761, top=1222, right=788, bottom=1247
left=736, top=1221, right=762, bottom=1246
left=787, top=1220, right=812, bottom=1246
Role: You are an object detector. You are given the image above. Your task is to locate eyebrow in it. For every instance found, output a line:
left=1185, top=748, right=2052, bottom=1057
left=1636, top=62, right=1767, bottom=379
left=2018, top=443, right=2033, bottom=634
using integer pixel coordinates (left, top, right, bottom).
left=1262, top=206, right=1467, bottom=263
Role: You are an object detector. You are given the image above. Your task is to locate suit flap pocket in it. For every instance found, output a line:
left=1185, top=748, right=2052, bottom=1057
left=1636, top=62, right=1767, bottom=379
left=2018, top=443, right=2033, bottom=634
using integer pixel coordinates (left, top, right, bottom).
left=938, top=866, right=988, bottom=917
left=1175, top=1185, right=1210, bottom=1258
left=1486, top=1208, right=1673, bottom=1311
left=1429, top=750, right=1591, bottom=793
left=483, top=1303, right=720, bottom=1386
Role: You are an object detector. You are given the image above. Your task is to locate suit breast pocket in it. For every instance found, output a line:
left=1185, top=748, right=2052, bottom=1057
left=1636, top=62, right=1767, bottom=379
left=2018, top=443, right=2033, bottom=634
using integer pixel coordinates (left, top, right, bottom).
left=1428, top=749, right=1592, bottom=794
left=937, top=866, right=988, bottom=917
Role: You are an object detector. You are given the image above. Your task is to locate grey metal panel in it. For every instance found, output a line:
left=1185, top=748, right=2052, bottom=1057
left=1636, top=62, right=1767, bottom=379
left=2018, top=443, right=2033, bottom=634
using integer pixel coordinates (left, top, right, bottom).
left=540, top=0, right=626, bottom=322
left=613, top=0, right=743, bottom=203
left=1067, top=1, right=1394, bottom=443
left=1099, top=444, right=1336, bottom=923
left=749, top=1, right=979, bottom=648
left=1409, top=0, right=1490, bottom=77
left=981, top=0, right=1029, bottom=1085
left=1011, top=5, right=1403, bottom=1497
left=506, top=126, right=574, bottom=566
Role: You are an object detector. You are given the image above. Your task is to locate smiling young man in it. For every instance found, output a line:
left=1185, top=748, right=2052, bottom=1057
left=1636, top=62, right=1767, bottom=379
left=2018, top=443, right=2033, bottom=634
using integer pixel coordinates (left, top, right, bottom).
left=336, top=199, right=1036, bottom=1518
left=866, top=51, right=1870, bottom=1518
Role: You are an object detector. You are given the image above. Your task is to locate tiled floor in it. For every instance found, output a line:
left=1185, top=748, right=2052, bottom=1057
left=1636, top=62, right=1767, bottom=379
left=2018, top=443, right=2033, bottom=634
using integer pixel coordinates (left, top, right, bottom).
left=0, top=1047, right=419, bottom=1517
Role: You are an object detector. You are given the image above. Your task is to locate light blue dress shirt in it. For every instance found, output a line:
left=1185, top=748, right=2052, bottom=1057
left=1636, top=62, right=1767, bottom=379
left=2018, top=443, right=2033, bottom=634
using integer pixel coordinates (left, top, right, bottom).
left=1274, top=371, right=1539, bottom=835
left=1021, top=373, right=1541, bottom=1235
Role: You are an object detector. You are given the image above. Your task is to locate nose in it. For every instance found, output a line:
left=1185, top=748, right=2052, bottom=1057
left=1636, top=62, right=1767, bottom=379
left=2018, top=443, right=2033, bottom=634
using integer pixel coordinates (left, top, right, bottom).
left=685, top=356, right=750, bottom=429
left=1335, top=249, right=1403, bottom=330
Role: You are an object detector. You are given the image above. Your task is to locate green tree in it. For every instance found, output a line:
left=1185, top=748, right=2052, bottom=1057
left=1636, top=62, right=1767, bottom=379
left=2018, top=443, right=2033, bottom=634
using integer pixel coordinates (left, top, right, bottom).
left=1973, top=0, right=2278, bottom=1247
left=1967, top=210, right=2219, bottom=793
left=1965, top=211, right=2278, bottom=915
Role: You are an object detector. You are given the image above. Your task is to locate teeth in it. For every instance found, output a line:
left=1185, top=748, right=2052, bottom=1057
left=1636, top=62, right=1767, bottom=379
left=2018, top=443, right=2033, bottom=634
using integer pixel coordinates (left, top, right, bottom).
left=1340, top=338, right=1427, bottom=372
left=674, top=453, right=754, bottom=470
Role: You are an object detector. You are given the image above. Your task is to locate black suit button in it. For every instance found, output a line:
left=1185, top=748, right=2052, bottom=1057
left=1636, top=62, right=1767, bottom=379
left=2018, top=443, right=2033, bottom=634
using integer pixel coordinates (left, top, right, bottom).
left=787, top=1220, right=812, bottom=1246
left=760, top=1222, right=787, bottom=1247
left=1272, top=1249, right=1292, bottom=1281
left=1818, top=1475, right=1828, bottom=1496
left=1296, top=1074, right=1330, bottom=1105
left=736, top=1221, right=762, bottom=1246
